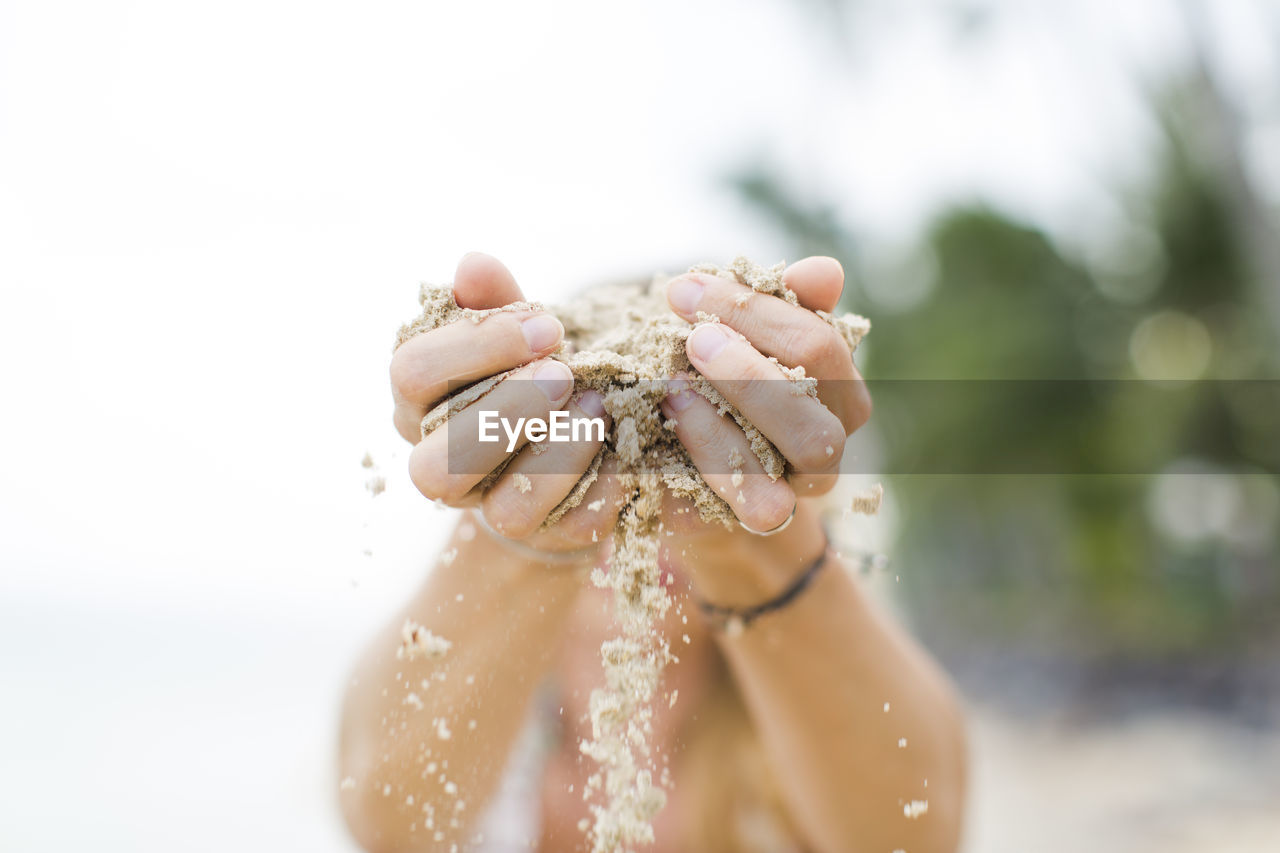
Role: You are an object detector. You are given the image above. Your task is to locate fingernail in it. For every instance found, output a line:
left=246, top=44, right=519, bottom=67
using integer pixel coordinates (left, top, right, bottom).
left=576, top=390, right=606, bottom=418
left=688, top=324, right=730, bottom=362
left=664, top=379, right=696, bottom=412
left=521, top=314, right=564, bottom=352
left=532, top=360, right=573, bottom=401
left=667, top=276, right=704, bottom=315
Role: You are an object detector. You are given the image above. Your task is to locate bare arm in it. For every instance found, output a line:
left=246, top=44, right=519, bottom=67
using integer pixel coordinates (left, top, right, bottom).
left=341, top=253, right=621, bottom=851
left=338, top=520, right=588, bottom=852
left=683, top=501, right=967, bottom=853
left=659, top=259, right=967, bottom=851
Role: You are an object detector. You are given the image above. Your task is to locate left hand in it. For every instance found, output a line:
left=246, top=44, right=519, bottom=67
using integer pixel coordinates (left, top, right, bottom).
left=659, top=256, right=871, bottom=536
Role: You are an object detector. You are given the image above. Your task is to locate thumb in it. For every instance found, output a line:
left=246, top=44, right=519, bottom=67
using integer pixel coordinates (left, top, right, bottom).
left=781, top=256, right=844, bottom=313
left=453, top=252, right=526, bottom=309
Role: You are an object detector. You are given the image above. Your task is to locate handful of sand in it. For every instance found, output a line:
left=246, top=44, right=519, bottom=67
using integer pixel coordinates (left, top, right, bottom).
left=394, top=257, right=869, bottom=852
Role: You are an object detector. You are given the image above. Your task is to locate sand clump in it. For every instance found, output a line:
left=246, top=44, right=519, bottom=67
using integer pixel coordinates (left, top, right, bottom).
left=850, top=483, right=884, bottom=515
left=362, top=452, right=387, bottom=497
left=904, top=799, right=929, bottom=819
left=395, top=257, right=869, bottom=851
left=397, top=619, right=452, bottom=662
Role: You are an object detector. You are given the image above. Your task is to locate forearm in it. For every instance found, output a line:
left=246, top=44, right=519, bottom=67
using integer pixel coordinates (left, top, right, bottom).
left=339, top=513, right=592, bottom=852
left=685, top=502, right=968, bottom=853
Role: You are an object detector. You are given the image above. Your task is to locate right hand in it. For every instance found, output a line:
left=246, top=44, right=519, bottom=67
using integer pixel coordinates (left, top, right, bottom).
left=391, top=252, right=622, bottom=553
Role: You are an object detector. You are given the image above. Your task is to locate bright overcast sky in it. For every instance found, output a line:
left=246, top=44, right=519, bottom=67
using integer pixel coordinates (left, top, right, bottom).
left=0, top=1, right=1275, bottom=850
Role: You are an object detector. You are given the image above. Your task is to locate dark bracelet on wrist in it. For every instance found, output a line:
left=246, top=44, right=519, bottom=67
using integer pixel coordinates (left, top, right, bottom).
left=695, top=530, right=832, bottom=636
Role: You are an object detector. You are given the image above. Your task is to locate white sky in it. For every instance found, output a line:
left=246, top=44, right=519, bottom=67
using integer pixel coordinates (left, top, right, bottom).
left=0, top=1, right=1275, bottom=850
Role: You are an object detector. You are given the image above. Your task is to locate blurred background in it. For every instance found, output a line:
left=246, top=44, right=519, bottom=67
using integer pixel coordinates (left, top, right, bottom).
left=2, top=0, right=1277, bottom=850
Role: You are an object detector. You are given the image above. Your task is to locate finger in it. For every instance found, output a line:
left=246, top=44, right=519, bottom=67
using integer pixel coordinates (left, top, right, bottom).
left=390, top=253, right=553, bottom=444
left=453, top=252, right=525, bottom=309
left=407, top=359, right=575, bottom=503
left=481, top=391, right=611, bottom=539
left=666, top=272, right=854, bottom=381
left=783, top=257, right=870, bottom=436
left=393, top=389, right=426, bottom=444
left=667, top=268, right=869, bottom=434
left=835, top=363, right=873, bottom=436
left=686, top=324, right=845, bottom=480
left=660, top=378, right=797, bottom=533
left=391, top=310, right=564, bottom=413
left=525, top=453, right=626, bottom=551
left=782, top=256, right=844, bottom=313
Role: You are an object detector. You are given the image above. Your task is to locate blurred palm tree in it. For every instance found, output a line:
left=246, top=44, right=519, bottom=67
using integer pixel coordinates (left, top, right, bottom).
left=729, top=36, right=1280, bottom=707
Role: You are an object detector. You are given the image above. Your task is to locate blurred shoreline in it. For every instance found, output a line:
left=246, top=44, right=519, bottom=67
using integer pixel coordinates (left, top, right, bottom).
left=966, top=699, right=1280, bottom=853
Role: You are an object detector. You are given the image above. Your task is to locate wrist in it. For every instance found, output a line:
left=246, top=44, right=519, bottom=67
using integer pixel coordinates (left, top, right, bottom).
left=677, top=499, right=828, bottom=609
left=455, top=511, right=600, bottom=576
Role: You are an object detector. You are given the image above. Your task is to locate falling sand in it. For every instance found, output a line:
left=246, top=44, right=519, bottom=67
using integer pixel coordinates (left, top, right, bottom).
left=395, top=257, right=869, bottom=852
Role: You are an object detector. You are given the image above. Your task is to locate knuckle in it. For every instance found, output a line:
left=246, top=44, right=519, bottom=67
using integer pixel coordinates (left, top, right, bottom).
left=793, top=338, right=825, bottom=369
left=408, top=450, right=448, bottom=501
left=805, top=332, right=844, bottom=372
left=680, top=417, right=728, bottom=458
left=394, top=406, right=424, bottom=445
left=744, top=485, right=795, bottom=532
left=790, top=415, right=845, bottom=473
left=409, top=445, right=473, bottom=503
left=778, top=324, right=819, bottom=367
left=482, top=493, right=539, bottom=539
left=850, top=384, right=872, bottom=430
left=783, top=324, right=846, bottom=375
left=797, top=473, right=837, bottom=498
left=487, top=314, right=534, bottom=360
left=389, top=347, right=434, bottom=401
left=439, top=474, right=477, bottom=503
left=741, top=357, right=778, bottom=385
left=790, top=445, right=832, bottom=475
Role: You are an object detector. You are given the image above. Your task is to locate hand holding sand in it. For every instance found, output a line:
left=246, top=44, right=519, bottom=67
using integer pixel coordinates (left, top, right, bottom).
left=661, top=256, right=872, bottom=535
left=391, top=252, right=622, bottom=555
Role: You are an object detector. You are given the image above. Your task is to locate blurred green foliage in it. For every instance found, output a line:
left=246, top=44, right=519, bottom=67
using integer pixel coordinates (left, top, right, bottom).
left=732, top=72, right=1280, bottom=667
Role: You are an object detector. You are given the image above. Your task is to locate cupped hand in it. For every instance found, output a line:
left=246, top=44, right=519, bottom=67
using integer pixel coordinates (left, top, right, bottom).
left=659, top=256, right=872, bottom=537
left=390, top=253, right=622, bottom=553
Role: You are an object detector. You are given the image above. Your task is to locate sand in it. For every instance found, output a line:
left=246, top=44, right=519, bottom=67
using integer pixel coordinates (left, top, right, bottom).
left=395, top=257, right=869, bottom=852
left=397, top=619, right=452, bottom=662
left=362, top=452, right=387, bottom=496
left=850, top=483, right=884, bottom=515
